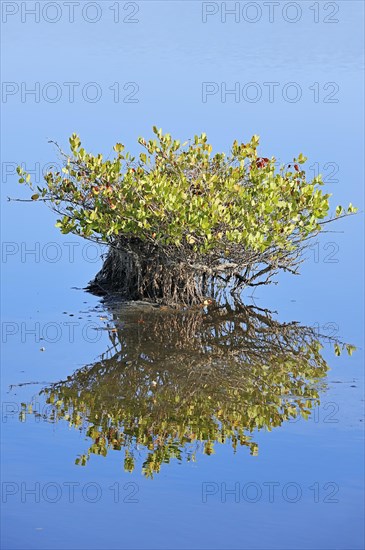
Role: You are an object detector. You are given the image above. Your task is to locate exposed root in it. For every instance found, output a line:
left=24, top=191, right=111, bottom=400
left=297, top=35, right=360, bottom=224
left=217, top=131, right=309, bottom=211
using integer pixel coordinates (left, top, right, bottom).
left=87, top=241, right=207, bottom=306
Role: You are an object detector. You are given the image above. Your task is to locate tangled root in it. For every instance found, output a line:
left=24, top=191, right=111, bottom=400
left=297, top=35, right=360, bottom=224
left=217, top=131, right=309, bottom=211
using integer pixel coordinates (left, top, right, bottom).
left=87, top=242, right=207, bottom=306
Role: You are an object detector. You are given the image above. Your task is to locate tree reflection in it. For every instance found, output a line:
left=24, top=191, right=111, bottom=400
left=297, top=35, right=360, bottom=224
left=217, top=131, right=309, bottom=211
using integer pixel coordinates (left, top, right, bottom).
left=33, top=300, right=332, bottom=477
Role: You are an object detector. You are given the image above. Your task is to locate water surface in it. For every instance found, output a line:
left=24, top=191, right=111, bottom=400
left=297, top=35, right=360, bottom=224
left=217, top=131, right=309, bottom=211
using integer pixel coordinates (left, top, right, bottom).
left=1, top=1, right=364, bottom=549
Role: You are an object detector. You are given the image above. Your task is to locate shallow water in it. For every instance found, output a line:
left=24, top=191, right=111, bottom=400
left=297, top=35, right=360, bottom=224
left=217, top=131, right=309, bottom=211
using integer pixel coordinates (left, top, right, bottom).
left=2, top=291, right=364, bottom=550
left=1, top=1, right=364, bottom=549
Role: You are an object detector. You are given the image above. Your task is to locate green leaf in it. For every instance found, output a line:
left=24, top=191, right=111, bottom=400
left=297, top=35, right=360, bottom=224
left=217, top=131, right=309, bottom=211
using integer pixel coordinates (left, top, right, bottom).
left=113, top=143, right=124, bottom=153
left=345, top=344, right=356, bottom=356
left=347, top=203, right=358, bottom=214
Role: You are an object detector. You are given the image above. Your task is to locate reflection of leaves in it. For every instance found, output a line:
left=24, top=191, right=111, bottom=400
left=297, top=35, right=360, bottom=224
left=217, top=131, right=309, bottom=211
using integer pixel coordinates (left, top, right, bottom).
left=30, top=301, right=338, bottom=477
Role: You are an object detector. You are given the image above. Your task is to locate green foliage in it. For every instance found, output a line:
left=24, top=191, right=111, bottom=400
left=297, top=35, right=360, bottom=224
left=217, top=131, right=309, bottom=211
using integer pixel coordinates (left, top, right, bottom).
left=17, top=128, right=356, bottom=256
left=17, top=129, right=357, bottom=304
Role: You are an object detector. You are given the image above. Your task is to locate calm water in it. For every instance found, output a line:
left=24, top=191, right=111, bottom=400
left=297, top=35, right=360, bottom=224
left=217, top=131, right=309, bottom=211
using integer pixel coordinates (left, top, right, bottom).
left=1, top=1, right=364, bottom=549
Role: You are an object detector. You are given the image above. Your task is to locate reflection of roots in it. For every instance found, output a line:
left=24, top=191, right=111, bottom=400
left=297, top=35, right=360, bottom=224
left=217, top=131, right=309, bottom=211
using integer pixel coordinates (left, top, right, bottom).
left=105, top=300, right=326, bottom=364
left=88, top=242, right=206, bottom=306
left=29, top=301, right=331, bottom=477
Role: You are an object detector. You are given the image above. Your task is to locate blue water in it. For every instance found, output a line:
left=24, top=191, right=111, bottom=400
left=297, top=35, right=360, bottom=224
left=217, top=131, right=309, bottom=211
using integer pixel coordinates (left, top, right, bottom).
left=1, top=2, right=364, bottom=549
